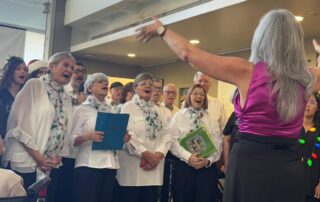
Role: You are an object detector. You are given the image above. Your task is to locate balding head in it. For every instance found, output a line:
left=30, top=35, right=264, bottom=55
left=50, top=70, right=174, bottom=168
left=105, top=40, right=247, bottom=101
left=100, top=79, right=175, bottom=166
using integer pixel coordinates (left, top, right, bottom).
left=163, top=83, right=177, bottom=106
left=193, top=71, right=211, bottom=93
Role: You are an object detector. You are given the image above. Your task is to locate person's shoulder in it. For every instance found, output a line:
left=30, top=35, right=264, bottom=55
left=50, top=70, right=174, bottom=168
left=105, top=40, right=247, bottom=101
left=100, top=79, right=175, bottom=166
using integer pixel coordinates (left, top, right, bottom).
left=0, top=169, right=22, bottom=182
left=121, top=100, right=136, bottom=112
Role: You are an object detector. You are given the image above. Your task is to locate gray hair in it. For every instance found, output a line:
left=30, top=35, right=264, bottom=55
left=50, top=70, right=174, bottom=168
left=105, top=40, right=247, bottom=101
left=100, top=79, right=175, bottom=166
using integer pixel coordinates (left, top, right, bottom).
left=133, top=73, right=154, bottom=89
left=84, top=73, right=108, bottom=95
left=193, top=71, right=211, bottom=83
left=249, top=9, right=313, bottom=122
left=48, top=52, right=75, bottom=67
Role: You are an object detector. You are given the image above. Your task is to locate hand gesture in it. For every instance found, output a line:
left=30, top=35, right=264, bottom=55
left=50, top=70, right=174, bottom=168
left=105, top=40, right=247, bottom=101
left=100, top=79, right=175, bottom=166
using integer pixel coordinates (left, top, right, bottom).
left=123, top=132, right=131, bottom=143
left=136, top=17, right=164, bottom=43
left=313, top=39, right=320, bottom=54
left=86, top=131, right=104, bottom=142
left=35, top=154, right=59, bottom=171
left=315, top=183, right=320, bottom=199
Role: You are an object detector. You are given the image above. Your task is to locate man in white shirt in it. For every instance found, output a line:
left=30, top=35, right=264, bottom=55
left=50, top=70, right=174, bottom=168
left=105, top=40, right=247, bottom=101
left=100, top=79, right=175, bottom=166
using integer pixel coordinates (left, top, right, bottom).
left=160, top=83, right=179, bottom=202
left=151, top=79, right=163, bottom=106
left=65, top=62, right=87, bottom=107
left=161, top=83, right=179, bottom=117
left=152, top=79, right=171, bottom=124
left=106, top=81, right=123, bottom=113
left=193, top=71, right=226, bottom=134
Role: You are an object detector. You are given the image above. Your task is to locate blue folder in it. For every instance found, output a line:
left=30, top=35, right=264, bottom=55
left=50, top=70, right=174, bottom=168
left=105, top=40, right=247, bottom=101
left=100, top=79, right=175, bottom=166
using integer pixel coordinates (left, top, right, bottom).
left=92, top=112, right=129, bottom=150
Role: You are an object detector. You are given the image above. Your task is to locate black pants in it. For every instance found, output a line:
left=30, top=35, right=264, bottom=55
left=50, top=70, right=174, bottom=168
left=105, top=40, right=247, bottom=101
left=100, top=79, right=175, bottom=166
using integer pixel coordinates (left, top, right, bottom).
left=173, top=159, right=218, bottom=202
left=72, top=166, right=117, bottom=202
left=47, top=157, right=75, bottom=202
left=160, top=152, right=176, bottom=202
left=116, top=185, right=159, bottom=202
left=224, top=133, right=304, bottom=202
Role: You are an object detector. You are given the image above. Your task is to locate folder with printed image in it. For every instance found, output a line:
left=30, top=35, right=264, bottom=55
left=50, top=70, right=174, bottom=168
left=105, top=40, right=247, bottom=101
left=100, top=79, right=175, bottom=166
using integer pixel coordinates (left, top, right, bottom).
left=179, top=126, right=216, bottom=158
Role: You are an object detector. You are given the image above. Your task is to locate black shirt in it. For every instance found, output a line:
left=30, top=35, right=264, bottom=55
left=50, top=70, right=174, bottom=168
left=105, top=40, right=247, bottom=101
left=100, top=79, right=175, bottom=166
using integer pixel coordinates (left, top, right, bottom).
left=0, top=88, right=14, bottom=138
left=299, top=125, right=320, bottom=196
left=223, top=112, right=240, bottom=144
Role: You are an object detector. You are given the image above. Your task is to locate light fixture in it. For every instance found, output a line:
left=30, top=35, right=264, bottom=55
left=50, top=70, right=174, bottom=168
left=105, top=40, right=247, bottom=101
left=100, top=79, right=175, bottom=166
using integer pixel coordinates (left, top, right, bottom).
left=190, top=39, right=200, bottom=45
left=127, top=53, right=136, bottom=58
left=295, top=16, right=304, bottom=22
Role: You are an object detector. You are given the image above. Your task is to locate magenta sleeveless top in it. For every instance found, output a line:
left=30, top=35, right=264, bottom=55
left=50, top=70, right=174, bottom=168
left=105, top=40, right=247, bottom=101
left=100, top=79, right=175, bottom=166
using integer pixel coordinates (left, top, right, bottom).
left=234, top=61, right=306, bottom=139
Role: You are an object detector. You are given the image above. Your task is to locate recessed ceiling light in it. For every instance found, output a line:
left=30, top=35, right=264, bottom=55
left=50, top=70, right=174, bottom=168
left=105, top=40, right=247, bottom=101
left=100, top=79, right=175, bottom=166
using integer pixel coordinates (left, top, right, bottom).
left=190, top=39, right=200, bottom=45
left=295, top=16, right=304, bottom=22
left=84, top=54, right=97, bottom=58
left=127, top=53, right=136, bottom=58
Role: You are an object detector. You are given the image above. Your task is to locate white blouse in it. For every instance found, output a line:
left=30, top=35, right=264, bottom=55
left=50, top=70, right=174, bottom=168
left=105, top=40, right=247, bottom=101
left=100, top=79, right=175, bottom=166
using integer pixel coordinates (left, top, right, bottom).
left=70, top=104, right=119, bottom=169
left=169, top=108, right=223, bottom=165
left=2, top=79, right=73, bottom=173
left=116, top=101, right=171, bottom=186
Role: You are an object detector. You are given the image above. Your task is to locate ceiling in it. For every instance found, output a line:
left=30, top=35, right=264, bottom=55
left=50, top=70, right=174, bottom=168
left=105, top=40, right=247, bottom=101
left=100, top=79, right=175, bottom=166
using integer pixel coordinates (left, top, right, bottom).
left=0, top=0, right=49, bottom=32
left=71, top=0, right=320, bottom=68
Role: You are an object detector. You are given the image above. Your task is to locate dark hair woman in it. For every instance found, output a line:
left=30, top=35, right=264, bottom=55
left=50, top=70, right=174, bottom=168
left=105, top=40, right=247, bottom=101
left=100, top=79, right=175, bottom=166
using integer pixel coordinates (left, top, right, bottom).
left=299, top=93, right=320, bottom=202
left=0, top=56, right=27, bottom=138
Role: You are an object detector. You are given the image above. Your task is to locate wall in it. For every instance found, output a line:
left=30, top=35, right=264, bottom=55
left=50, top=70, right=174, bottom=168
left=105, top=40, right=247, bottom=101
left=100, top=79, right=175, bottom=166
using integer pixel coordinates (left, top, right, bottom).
left=77, top=58, right=140, bottom=79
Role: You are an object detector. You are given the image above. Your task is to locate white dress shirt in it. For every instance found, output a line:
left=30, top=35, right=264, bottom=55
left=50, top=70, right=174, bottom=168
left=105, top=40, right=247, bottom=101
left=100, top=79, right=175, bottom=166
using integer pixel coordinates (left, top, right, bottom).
left=207, top=95, right=226, bottom=134
left=169, top=108, right=223, bottom=165
left=116, top=100, right=171, bottom=186
left=71, top=104, right=119, bottom=169
left=3, top=79, right=73, bottom=173
left=161, top=103, right=179, bottom=119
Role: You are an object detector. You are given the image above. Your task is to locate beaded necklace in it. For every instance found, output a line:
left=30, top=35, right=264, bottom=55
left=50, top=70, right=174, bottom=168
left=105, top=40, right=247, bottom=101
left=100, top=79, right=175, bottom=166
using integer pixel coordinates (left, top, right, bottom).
left=298, top=126, right=320, bottom=167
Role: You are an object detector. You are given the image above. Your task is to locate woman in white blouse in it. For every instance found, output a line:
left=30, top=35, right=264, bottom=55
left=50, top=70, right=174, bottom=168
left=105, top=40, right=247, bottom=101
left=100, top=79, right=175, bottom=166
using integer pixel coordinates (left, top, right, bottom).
left=169, top=84, right=222, bottom=202
left=116, top=73, right=171, bottom=202
left=71, top=73, right=130, bottom=202
left=2, top=52, right=75, bottom=191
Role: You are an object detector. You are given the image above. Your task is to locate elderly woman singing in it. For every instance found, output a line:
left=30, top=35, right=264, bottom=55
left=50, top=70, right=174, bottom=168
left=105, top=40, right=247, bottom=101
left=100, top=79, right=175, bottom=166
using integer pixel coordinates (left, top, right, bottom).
left=116, top=73, right=171, bottom=202
left=2, top=52, right=75, bottom=195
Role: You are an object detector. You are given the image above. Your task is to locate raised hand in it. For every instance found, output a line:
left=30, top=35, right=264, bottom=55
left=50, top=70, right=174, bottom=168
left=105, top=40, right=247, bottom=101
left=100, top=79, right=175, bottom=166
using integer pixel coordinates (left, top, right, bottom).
left=313, top=39, right=320, bottom=54
left=136, top=17, right=164, bottom=43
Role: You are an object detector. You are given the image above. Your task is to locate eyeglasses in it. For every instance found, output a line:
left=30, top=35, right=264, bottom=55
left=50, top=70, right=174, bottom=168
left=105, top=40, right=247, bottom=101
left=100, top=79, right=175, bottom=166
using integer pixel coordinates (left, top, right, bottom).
left=153, top=86, right=162, bottom=90
left=191, top=92, right=205, bottom=97
left=164, top=91, right=176, bottom=95
left=137, top=81, right=153, bottom=87
left=62, top=63, right=74, bottom=70
left=93, top=79, right=108, bottom=85
left=74, top=69, right=87, bottom=74
left=307, top=100, right=318, bottom=105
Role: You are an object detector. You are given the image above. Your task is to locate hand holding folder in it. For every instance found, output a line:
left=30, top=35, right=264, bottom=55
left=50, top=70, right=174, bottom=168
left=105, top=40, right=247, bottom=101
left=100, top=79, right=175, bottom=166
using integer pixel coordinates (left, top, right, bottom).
left=92, top=112, right=130, bottom=150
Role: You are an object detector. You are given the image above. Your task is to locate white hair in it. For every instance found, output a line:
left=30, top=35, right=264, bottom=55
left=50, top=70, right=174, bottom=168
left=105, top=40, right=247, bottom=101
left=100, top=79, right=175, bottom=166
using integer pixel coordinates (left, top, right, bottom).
left=249, top=9, right=313, bottom=122
left=48, top=52, right=75, bottom=66
left=84, top=73, right=108, bottom=95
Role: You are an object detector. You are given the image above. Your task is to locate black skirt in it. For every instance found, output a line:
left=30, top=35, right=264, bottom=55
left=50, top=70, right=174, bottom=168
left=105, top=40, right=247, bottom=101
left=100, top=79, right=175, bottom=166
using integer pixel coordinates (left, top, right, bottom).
left=223, top=133, right=304, bottom=202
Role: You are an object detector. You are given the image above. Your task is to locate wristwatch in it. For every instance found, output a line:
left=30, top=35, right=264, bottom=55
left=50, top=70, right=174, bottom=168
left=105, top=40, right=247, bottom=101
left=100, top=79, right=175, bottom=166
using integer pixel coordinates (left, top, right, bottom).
left=157, top=26, right=167, bottom=37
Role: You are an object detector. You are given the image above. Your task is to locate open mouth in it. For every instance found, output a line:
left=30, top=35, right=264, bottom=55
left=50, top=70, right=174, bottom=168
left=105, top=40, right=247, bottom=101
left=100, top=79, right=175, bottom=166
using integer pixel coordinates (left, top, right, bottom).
left=195, top=100, right=202, bottom=104
left=144, top=89, right=151, bottom=94
left=19, top=75, right=26, bottom=80
left=102, top=87, right=108, bottom=90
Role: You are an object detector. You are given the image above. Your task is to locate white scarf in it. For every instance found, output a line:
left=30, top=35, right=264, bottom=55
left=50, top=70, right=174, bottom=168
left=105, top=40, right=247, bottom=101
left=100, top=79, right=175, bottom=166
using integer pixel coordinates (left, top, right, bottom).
left=187, top=107, right=205, bottom=131
left=133, top=94, right=162, bottom=139
left=41, top=74, right=68, bottom=156
left=83, top=94, right=111, bottom=112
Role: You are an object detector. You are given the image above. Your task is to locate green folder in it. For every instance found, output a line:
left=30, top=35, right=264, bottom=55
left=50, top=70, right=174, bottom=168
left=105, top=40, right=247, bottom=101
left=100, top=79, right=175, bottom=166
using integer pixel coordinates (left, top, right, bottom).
left=179, top=126, right=216, bottom=158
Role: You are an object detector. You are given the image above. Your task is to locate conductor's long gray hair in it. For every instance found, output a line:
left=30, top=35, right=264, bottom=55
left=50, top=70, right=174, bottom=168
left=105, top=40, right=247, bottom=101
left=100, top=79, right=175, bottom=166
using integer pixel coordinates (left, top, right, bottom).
left=249, top=9, right=313, bottom=122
